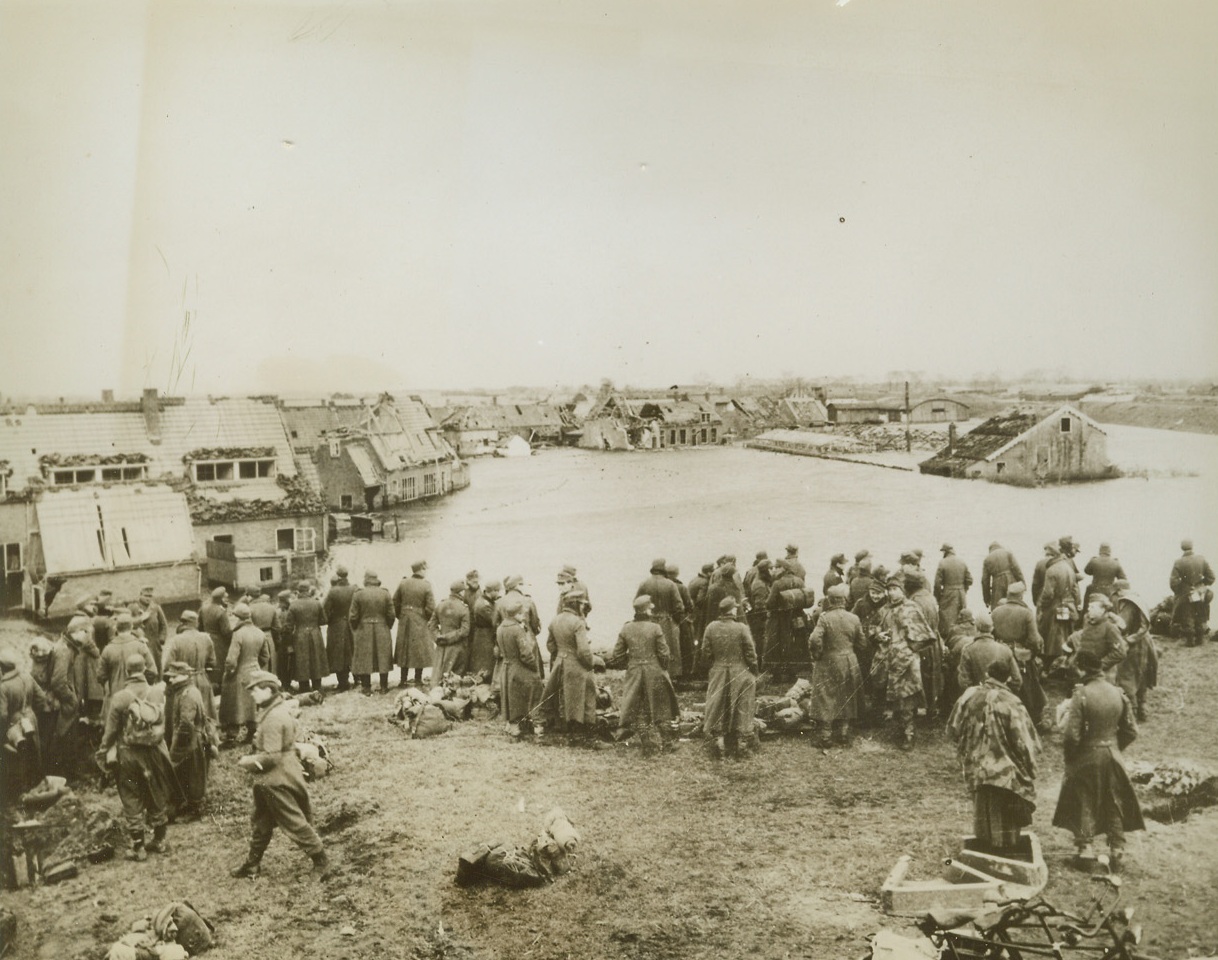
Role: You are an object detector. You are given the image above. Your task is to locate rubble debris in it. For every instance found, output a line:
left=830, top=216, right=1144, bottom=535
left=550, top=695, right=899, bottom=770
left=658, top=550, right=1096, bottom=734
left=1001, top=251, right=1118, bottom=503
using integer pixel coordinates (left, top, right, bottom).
left=1130, top=759, right=1218, bottom=823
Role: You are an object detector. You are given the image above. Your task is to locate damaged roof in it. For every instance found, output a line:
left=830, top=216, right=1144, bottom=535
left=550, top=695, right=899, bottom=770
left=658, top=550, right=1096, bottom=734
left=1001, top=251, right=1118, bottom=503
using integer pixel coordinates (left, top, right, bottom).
left=37, top=485, right=196, bottom=575
left=916, top=407, right=1104, bottom=476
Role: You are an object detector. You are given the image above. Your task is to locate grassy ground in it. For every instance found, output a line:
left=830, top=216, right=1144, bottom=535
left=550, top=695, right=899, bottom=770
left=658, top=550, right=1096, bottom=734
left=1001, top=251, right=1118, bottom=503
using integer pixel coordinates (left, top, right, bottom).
left=4, top=624, right=1218, bottom=960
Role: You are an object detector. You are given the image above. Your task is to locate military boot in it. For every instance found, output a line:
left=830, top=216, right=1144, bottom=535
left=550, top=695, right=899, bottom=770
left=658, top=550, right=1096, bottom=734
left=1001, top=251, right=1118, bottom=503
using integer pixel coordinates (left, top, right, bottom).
left=127, top=833, right=148, bottom=862
left=230, top=850, right=262, bottom=878
left=311, top=850, right=333, bottom=880
left=147, top=824, right=170, bottom=855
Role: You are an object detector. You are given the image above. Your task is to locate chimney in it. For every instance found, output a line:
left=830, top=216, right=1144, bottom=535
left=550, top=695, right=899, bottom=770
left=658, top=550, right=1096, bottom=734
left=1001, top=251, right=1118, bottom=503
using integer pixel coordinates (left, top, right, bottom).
left=947, top=422, right=957, bottom=455
left=142, top=388, right=162, bottom=444
left=102, top=389, right=114, bottom=403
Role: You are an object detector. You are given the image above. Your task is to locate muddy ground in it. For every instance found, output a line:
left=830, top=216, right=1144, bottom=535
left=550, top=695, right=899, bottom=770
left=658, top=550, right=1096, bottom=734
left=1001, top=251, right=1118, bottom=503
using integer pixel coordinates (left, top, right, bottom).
left=4, top=624, right=1218, bottom=960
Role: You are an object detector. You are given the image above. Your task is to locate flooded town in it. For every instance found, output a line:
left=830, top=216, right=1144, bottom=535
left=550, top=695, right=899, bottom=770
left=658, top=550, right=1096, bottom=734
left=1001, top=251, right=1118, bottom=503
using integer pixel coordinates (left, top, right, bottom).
left=3, top=1, right=1217, bottom=958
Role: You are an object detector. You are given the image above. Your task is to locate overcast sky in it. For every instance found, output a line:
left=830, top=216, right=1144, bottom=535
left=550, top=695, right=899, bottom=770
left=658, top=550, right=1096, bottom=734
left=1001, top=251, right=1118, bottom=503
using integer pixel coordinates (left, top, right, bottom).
left=2, top=0, right=1215, bottom=398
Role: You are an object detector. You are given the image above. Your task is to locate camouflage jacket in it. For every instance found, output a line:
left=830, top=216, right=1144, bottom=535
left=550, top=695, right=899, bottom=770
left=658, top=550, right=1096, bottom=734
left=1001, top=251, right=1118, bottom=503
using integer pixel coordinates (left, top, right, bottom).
left=947, top=678, right=1041, bottom=805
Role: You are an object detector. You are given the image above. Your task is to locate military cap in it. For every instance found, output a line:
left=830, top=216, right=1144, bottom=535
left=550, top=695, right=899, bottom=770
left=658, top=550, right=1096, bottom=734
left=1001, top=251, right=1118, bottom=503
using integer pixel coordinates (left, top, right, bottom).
left=633, top=595, right=654, bottom=611
left=233, top=603, right=252, bottom=621
left=245, top=669, right=281, bottom=691
left=124, top=652, right=148, bottom=673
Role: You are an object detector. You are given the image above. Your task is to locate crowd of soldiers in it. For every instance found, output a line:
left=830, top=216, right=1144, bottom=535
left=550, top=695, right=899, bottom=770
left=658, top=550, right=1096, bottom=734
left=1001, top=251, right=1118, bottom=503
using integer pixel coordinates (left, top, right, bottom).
left=0, top=537, right=1212, bottom=878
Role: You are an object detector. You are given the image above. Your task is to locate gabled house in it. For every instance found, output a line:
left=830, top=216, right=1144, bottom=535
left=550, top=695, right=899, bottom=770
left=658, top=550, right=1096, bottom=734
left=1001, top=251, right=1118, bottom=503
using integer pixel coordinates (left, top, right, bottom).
left=440, top=402, right=565, bottom=457
left=0, top=390, right=327, bottom=614
left=918, top=405, right=1113, bottom=485
left=281, top=395, right=467, bottom=512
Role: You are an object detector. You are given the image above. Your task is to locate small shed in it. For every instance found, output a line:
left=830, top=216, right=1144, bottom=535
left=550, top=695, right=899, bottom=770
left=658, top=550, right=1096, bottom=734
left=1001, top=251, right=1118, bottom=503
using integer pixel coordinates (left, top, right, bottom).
left=919, top=405, right=1113, bottom=485
left=826, top=399, right=903, bottom=424
left=909, top=397, right=971, bottom=423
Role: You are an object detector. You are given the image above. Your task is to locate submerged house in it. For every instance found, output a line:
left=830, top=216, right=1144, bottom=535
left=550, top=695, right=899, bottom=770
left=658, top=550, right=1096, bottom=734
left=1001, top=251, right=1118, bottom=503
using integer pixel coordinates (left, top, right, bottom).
left=439, top=402, right=565, bottom=457
left=0, top=390, right=326, bottom=615
left=918, top=405, right=1113, bottom=484
left=281, top=395, right=467, bottom=512
left=909, top=397, right=971, bottom=423
left=826, top=398, right=904, bottom=424
left=578, top=393, right=722, bottom=449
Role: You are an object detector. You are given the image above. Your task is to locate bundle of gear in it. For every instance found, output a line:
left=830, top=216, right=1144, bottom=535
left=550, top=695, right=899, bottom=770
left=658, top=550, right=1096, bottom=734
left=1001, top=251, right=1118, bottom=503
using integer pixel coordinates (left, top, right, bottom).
left=105, top=901, right=214, bottom=959
left=456, top=807, right=582, bottom=889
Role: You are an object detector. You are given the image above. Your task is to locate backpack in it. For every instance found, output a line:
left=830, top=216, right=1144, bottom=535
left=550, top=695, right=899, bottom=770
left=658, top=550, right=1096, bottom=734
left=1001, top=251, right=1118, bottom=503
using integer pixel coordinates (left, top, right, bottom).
left=124, top=694, right=165, bottom=747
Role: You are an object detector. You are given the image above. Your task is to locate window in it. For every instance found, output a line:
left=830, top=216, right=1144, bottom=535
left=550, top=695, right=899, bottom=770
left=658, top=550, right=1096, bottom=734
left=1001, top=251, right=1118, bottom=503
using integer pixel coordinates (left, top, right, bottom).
left=405, top=476, right=416, bottom=500
left=424, top=473, right=437, bottom=495
left=329, top=440, right=341, bottom=458
left=679, top=429, right=687, bottom=444
left=700, top=412, right=710, bottom=423
left=192, top=459, right=276, bottom=483
left=340, top=494, right=353, bottom=510
left=294, top=528, right=317, bottom=553
left=259, top=566, right=275, bottom=582
left=996, top=461, right=1006, bottom=474
left=212, top=534, right=233, bottom=544
left=1060, top=417, right=1072, bottom=433
left=100, top=466, right=148, bottom=482
left=50, top=468, right=96, bottom=485
left=4, top=543, right=21, bottom=573
left=700, top=429, right=707, bottom=443
left=710, top=428, right=718, bottom=443
left=276, top=528, right=294, bottom=551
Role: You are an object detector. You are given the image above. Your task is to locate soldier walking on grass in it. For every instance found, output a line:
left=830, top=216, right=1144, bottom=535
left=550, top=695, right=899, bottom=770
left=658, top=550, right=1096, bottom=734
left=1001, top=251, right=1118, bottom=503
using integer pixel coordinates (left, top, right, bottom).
left=231, top=670, right=330, bottom=880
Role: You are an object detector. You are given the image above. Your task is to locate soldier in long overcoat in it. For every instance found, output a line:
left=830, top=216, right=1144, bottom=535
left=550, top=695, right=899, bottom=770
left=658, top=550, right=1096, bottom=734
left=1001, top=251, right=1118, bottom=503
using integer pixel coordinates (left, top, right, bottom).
left=164, top=660, right=214, bottom=820
left=981, top=542, right=1024, bottom=610
left=249, top=592, right=279, bottom=675
left=765, top=558, right=809, bottom=684
left=1068, top=596, right=1127, bottom=677
left=273, top=591, right=295, bottom=689
left=468, top=582, right=500, bottom=681
left=161, top=610, right=218, bottom=722
left=495, top=575, right=545, bottom=680
left=199, top=587, right=233, bottom=690
left=991, top=582, right=1046, bottom=727
left=430, top=581, right=471, bottom=688
left=612, top=596, right=679, bottom=755
left=43, top=617, right=99, bottom=779
left=393, top=561, right=436, bottom=686
left=635, top=559, right=686, bottom=681
left=289, top=583, right=328, bottom=693
left=665, top=562, right=695, bottom=681
left=1036, top=542, right=1080, bottom=665
left=702, top=596, right=759, bottom=759
left=933, top=544, right=973, bottom=639
left=745, top=560, right=772, bottom=672
left=322, top=567, right=357, bottom=691
left=495, top=595, right=544, bottom=737
left=1052, top=650, right=1145, bottom=870
left=540, top=591, right=598, bottom=740
left=688, top=563, right=714, bottom=644
left=220, top=604, right=272, bottom=741
left=1111, top=580, right=1157, bottom=721
left=807, top=584, right=864, bottom=747
left=349, top=571, right=395, bottom=694
left=136, top=588, right=170, bottom=674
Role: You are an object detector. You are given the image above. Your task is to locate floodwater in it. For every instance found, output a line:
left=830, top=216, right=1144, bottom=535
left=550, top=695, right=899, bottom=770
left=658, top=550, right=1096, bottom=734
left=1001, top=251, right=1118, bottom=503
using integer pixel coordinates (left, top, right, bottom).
left=330, top=425, right=1217, bottom=647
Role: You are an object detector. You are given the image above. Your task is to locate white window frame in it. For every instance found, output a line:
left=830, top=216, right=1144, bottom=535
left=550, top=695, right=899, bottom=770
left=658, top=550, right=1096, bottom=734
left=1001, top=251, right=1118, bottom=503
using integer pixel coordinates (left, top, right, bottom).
left=423, top=472, right=437, bottom=495
left=405, top=476, right=417, bottom=500
left=3, top=541, right=22, bottom=573
left=294, top=527, right=317, bottom=553
left=339, top=494, right=353, bottom=510
left=50, top=468, right=98, bottom=485
left=193, top=458, right=276, bottom=484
